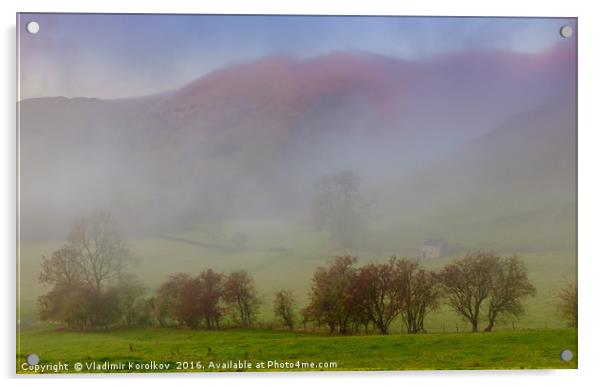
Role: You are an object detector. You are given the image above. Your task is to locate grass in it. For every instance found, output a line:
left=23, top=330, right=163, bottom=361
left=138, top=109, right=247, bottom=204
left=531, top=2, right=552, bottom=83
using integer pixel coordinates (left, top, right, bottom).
left=16, top=325, right=577, bottom=373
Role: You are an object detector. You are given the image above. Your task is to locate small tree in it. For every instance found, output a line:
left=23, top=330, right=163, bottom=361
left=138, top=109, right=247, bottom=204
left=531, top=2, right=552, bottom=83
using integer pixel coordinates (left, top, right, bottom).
left=223, top=270, right=260, bottom=327
left=351, top=257, right=401, bottom=334
left=306, top=255, right=357, bottom=334
left=484, top=256, right=536, bottom=331
left=397, top=258, right=440, bottom=334
left=155, top=273, right=190, bottom=327
left=557, top=283, right=577, bottom=328
left=38, top=283, right=91, bottom=330
left=198, top=269, right=224, bottom=329
left=273, top=290, right=295, bottom=329
left=177, top=276, right=204, bottom=329
left=155, top=270, right=225, bottom=329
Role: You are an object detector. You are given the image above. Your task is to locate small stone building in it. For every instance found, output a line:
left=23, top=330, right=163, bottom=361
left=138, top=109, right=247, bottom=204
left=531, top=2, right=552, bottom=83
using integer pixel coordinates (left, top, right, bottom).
left=420, top=239, right=449, bottom=259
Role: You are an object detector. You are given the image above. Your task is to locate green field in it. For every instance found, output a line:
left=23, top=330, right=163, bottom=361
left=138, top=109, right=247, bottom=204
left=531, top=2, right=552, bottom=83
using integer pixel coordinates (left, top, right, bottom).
left=17, top=219, right=577, bottom=373
left=17, top=326, right=577, bottom=373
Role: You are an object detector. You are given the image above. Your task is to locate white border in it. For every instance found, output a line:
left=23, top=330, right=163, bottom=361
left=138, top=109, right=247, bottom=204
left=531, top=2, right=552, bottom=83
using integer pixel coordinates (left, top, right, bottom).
left=2, top=1, right=601, bottom=386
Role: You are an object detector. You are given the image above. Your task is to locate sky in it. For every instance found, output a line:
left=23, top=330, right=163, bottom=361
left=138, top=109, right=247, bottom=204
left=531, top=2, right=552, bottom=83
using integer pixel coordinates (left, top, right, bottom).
left=17, top=14, right=577, bottom=100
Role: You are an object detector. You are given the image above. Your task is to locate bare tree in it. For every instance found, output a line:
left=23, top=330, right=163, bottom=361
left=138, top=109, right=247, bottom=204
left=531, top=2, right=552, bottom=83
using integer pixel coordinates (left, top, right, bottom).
left=311, top=170, right=367, bottom=248
left=439, top=252, right=498, bottom=332
left=224, top=270, right=261, bottom=327
left=397, top=258, right=440, bottom=334
left=273, top=290, right=296, bottom=329
left=484, top=256, right=536, bottom=331
left=67, top=212, right=134, bottom=290
left=557, top=283, right=577, bottom=328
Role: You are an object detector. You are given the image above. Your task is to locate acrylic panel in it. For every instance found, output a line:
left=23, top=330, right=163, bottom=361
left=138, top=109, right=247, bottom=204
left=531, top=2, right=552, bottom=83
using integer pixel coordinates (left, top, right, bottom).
left=16, top=13, right=577, bottom=373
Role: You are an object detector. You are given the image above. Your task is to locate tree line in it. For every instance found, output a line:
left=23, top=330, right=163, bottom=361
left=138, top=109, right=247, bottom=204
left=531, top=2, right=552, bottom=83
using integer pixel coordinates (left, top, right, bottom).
left=38, top=213, right=576, bottom=333
left=297, top=253, right=538, bottom=334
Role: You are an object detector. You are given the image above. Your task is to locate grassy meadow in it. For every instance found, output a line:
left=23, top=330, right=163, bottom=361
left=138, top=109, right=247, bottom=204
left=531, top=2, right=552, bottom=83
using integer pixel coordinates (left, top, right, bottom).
left=17, top=326, right=577, bottom=373
left=17, top=219, right=577, bottom=372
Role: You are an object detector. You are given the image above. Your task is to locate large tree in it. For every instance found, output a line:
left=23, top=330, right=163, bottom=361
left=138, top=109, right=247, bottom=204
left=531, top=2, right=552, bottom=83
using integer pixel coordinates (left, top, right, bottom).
left=440, top=252, right=535, bottom=332
left=485, top=256, right=536, bottom=331
left=351, top=257, right=402, bottom=334
left=223, top=270, right=260, bottom=327
left=38, top=212, right=137, bottom=330
left=311, top=170, right=367, bottom=248
left=439, top=252, right=499, bottom=332
left=67, top=212, right=134, bottom=290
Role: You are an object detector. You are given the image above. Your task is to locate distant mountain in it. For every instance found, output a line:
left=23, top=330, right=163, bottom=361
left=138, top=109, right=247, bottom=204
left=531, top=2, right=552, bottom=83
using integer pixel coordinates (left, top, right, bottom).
left=19, top=45, right=576, bottom=241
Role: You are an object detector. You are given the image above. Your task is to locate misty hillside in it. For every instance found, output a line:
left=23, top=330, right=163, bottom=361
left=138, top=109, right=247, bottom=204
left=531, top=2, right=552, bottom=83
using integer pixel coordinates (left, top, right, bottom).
left=19, top=46, right=576, bottom=249
left=374, top=100, right=576, bottom=252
